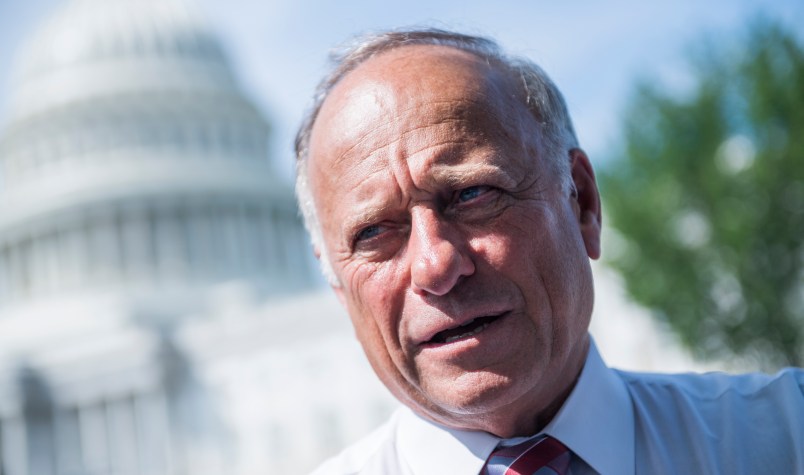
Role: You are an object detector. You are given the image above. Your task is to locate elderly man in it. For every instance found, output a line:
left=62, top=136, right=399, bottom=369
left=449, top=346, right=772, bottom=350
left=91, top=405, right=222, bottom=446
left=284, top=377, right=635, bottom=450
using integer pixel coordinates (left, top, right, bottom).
left=295, top=29, right=804, bottom=474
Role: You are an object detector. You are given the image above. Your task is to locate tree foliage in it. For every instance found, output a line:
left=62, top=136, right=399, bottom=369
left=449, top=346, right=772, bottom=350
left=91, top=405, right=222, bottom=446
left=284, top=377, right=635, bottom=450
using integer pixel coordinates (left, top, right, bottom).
left=600, top=20, right=804, bottom=369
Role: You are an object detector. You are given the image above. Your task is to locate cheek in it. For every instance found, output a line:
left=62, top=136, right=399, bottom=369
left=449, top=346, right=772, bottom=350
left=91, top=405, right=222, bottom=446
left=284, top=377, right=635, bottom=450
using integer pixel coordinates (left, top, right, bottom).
left=469, top=214, right=544, bottom=279
left=472, top=208, right=585, bottom=323
left=525, top=214, right=594, bottom=340
left=340, top=261, right=425, bottom=400
left=341, top=260, right=409, bottom=353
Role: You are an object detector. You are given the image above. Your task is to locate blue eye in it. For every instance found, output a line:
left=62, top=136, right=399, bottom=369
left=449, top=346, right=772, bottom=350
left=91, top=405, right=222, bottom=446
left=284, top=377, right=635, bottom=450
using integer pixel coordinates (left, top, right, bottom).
left=356, top=224, right=382, bottom=242
left=458, top=186, right=489, bottom=202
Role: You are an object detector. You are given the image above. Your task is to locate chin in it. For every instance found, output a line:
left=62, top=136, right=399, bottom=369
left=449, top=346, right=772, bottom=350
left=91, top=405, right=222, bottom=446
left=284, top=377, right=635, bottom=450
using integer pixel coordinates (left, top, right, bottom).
left=419, top=371, right=528, bottom=423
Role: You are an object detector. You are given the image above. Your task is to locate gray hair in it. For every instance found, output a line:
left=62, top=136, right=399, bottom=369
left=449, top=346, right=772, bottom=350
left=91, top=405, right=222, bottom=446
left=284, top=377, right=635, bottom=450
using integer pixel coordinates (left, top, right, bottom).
left=294, top=28, right=579, bottom=285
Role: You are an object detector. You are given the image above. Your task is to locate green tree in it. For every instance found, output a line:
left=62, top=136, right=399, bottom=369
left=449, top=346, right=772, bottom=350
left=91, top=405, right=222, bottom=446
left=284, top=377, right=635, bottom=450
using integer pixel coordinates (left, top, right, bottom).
left=600, top=20, right=804, bottom=369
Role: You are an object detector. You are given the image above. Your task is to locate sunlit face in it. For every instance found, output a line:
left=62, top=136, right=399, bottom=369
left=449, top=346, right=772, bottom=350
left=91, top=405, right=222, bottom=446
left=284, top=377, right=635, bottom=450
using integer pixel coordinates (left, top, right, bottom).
left=306, top=45, right=601, bottom=437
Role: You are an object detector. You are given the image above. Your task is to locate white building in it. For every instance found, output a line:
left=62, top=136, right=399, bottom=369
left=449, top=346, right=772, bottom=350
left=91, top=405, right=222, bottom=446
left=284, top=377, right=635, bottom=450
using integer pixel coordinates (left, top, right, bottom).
left=0, top=1, right=708, bottom=474
left=0, top=0, right=397, bottom=473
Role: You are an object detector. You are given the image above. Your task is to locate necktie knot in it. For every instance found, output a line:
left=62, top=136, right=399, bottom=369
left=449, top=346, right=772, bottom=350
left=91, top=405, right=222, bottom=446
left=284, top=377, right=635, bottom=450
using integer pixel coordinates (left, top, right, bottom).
left=482, top=435, right=571, bottom=475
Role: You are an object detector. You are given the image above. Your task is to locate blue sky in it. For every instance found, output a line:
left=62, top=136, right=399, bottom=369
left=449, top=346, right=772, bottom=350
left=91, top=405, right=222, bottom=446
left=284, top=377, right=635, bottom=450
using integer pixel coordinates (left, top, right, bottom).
left=1, top=0, right=802, bottom=179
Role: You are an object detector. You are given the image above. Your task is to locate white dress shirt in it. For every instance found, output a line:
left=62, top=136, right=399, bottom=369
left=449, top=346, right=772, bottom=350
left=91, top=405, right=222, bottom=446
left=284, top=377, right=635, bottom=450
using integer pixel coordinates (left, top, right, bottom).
left=311, top=340, right=804, bottom=474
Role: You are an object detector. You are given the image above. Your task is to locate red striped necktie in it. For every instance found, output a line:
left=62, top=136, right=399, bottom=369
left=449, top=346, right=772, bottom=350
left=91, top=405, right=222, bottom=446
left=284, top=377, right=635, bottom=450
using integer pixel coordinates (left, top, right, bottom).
left=481, top=435, right=571, bottom=475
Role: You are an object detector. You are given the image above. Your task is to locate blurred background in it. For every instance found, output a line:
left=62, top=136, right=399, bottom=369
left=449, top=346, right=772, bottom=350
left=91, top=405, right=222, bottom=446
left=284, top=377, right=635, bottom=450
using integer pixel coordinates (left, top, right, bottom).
left=0, top=0, right=802, bottom=474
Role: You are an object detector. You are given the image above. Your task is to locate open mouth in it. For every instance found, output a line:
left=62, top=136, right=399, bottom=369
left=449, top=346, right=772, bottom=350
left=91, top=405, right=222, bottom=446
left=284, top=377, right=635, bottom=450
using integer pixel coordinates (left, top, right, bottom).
left=428, top=314, right=504, bottom=344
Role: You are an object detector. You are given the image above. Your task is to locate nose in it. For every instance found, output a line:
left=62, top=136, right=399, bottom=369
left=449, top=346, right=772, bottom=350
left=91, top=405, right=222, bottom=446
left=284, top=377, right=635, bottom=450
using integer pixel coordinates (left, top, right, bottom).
left=409, top=208, right=475, bottom=296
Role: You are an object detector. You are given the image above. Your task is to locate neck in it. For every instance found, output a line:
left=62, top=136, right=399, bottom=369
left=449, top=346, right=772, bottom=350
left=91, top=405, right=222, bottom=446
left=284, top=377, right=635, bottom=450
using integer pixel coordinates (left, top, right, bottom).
left=487, top=335, right=591, bottom=438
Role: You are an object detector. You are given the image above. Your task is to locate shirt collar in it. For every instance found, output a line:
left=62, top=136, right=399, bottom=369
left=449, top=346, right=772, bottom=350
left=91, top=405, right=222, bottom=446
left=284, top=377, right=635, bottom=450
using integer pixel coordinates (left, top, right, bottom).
left=542, top=339, right=635, bottom=475
left=395, top=338, right=634, bottom=475
left=397, top=407, right=498, bottom=474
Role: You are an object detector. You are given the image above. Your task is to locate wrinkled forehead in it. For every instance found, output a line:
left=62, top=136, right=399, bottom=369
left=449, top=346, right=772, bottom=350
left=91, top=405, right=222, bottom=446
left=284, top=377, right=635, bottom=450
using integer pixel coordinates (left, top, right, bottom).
left=331, top=45, right=519, bottom=114
left=308, top=45, right=527, bottom=161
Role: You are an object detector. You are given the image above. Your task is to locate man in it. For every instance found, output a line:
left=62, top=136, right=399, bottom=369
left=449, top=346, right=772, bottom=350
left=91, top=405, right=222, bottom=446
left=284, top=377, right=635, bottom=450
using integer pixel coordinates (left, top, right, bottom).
left=295, top=28, right=804, bottom=474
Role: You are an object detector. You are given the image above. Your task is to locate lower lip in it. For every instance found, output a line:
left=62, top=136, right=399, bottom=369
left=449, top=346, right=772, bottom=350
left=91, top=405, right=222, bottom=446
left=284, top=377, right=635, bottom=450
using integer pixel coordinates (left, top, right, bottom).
left=419, top=312, right=510, bottom=353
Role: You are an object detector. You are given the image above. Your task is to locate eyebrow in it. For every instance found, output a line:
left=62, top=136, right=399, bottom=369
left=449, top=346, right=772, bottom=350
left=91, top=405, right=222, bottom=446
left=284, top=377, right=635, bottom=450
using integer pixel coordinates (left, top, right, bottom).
left=430, top=161, right=515, bottom=189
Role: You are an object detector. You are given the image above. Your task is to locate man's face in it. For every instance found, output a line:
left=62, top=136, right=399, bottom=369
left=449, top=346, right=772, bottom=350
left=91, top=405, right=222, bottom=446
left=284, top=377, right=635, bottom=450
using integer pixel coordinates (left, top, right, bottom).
left=306, top=45, right=601, bottom=437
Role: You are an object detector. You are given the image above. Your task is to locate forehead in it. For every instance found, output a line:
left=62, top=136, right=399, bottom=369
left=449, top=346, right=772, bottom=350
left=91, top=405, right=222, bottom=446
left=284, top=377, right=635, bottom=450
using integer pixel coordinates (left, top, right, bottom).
left=308, top=45, right=527, bottom=163
left=335, top=44, right=513, bottom=99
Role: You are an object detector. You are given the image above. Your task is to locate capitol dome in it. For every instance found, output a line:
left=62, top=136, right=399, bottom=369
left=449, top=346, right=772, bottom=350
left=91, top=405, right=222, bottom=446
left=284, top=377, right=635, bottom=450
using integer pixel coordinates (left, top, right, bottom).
left=0, top=0, right=314, bottom=309
left=8, top=0, right=236, bottom=121
left=0, top=4, right=397, bottom=475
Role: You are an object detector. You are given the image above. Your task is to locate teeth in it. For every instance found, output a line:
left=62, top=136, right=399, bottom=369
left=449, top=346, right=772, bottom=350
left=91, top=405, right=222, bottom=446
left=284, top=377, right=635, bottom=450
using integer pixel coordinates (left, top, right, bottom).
left=443, top=321, right=491, bottom=343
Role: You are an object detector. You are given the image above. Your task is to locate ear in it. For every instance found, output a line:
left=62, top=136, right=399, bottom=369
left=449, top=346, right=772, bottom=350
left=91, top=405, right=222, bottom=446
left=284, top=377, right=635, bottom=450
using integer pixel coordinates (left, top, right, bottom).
left=569, top=148, right=602, bottom=260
